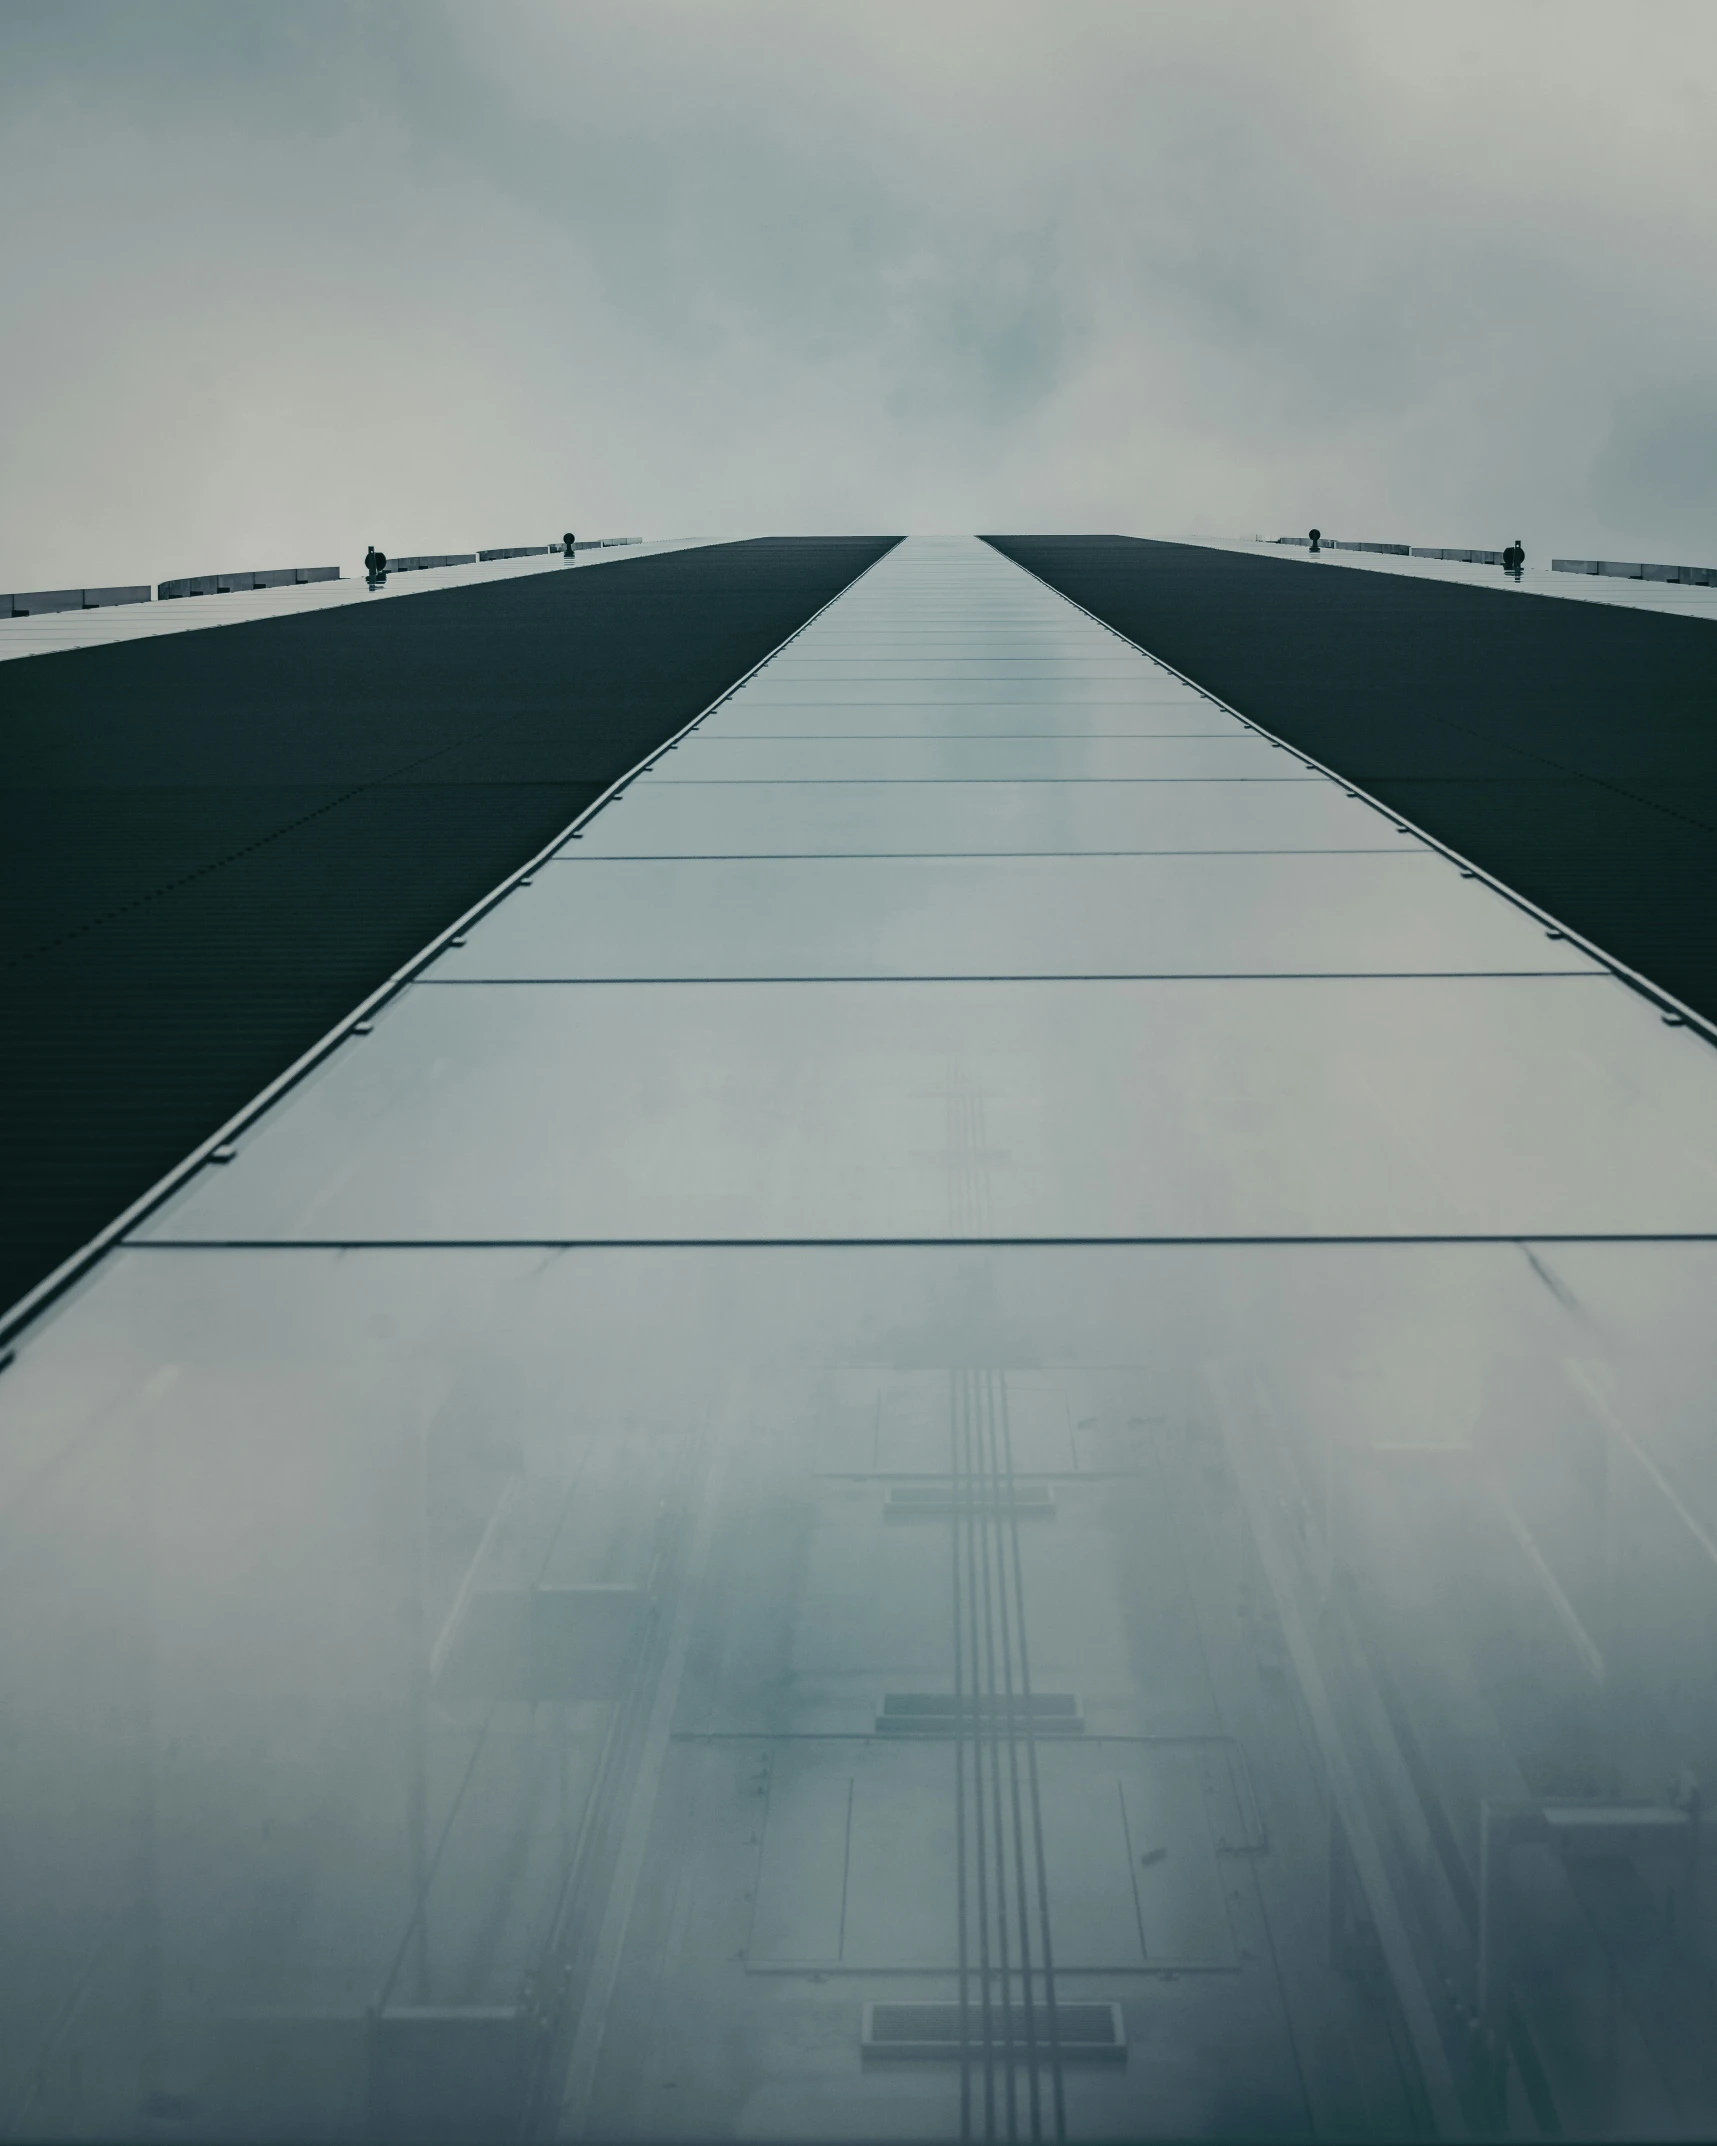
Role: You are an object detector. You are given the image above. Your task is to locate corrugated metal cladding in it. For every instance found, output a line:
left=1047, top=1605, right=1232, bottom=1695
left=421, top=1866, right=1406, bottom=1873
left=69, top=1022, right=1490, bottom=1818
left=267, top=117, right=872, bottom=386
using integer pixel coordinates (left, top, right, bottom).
left=0, top=538, right=898, bottom=1315
left=985, top=535, right=1717, bottom=1022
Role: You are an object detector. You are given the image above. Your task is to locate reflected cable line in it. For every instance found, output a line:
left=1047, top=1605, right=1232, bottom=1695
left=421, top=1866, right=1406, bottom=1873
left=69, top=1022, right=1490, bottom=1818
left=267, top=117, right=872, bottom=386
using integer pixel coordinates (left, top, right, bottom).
left=950, top=1368, right=1067, bottom=2141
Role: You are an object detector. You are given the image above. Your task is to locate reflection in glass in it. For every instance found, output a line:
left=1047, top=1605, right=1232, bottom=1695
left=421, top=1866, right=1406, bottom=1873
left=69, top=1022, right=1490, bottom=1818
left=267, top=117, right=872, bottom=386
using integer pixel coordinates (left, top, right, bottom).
left=4, top=1244, right=1714, bottom=2140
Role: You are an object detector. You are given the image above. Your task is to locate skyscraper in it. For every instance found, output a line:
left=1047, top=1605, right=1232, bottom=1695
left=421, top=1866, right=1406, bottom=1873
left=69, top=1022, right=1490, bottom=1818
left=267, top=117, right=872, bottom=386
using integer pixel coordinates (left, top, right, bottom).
left=4, top=532, right=1716, bottom=2141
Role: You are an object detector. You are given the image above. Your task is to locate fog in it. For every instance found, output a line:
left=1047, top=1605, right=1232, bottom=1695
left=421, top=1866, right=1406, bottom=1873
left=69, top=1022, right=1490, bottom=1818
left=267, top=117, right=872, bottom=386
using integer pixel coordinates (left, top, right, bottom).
left=2, top=0, right=1715, bottom=588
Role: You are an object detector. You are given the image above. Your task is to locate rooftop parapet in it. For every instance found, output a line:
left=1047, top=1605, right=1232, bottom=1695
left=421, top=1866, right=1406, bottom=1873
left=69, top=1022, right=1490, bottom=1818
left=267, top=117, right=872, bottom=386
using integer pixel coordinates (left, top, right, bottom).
left=1553, top=557, right=1717, bottom=584
left=158, top=565, right=339, bottom=599
left=1, top=584, right=151, bottom=617
left=1271, top=537, right=1410, bottom=555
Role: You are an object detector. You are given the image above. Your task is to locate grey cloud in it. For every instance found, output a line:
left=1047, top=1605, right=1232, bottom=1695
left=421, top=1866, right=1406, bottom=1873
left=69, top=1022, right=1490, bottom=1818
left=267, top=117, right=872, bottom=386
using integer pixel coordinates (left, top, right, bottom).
left=1593, top=391, right=1717, bottom=543
left=2, top=0, right=1715, bottom=585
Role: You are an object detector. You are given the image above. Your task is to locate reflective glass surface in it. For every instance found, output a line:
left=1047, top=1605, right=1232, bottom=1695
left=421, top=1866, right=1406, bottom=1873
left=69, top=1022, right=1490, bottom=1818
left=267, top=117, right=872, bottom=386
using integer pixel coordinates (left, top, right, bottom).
left=701, top=698, right=1238, bottom=736
left=560, top=782, right=1414, bottom=858
left=8, top=537, right=1717, bottom=2143
left=9, top=1242, right=1717, bottom=2140
left=652, top=735, right=1311, bottom=780
left=729, top=682, right=1237, bottom=704
left=427, top=854, right=1602, bottom=982
left=137, top=974, right=1717, bottom=1243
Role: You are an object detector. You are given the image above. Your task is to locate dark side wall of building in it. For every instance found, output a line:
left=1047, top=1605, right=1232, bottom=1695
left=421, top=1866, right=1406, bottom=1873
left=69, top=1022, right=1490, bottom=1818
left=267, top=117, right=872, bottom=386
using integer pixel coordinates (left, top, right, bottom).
left=0, top=538, right=897, bottom=1319
left=987, top=534, right=1717, bottom=1025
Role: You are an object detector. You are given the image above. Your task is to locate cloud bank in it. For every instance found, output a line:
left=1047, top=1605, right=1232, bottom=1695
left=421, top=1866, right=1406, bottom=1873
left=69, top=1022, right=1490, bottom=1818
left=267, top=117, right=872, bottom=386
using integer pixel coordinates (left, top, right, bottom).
left=1, top=0, right=1714, bottom=585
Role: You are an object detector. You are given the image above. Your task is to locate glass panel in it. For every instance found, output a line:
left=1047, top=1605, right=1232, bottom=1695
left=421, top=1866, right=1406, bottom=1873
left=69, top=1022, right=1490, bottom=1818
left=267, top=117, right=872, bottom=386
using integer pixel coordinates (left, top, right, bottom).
left=6, top=1241, right=1715, bottom=2139
left=733, top=680, right=1224, bottom=704
left=137, top=975, right=1717, bottom=1244
left=762, top=659, right=1150, bottom=677
left=560, top=780, right=1415, bottom=858
left=698, top=695, right=1239, bottom=735
left=656, top=735, right=1313, bottom=780
left=425, top=853, right=1599, bottom=982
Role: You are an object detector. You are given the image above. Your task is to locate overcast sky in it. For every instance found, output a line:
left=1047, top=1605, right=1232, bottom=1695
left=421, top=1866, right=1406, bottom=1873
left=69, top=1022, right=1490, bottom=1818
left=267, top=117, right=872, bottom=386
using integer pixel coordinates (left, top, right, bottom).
left=2, top=0, right=1714, bottom=587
